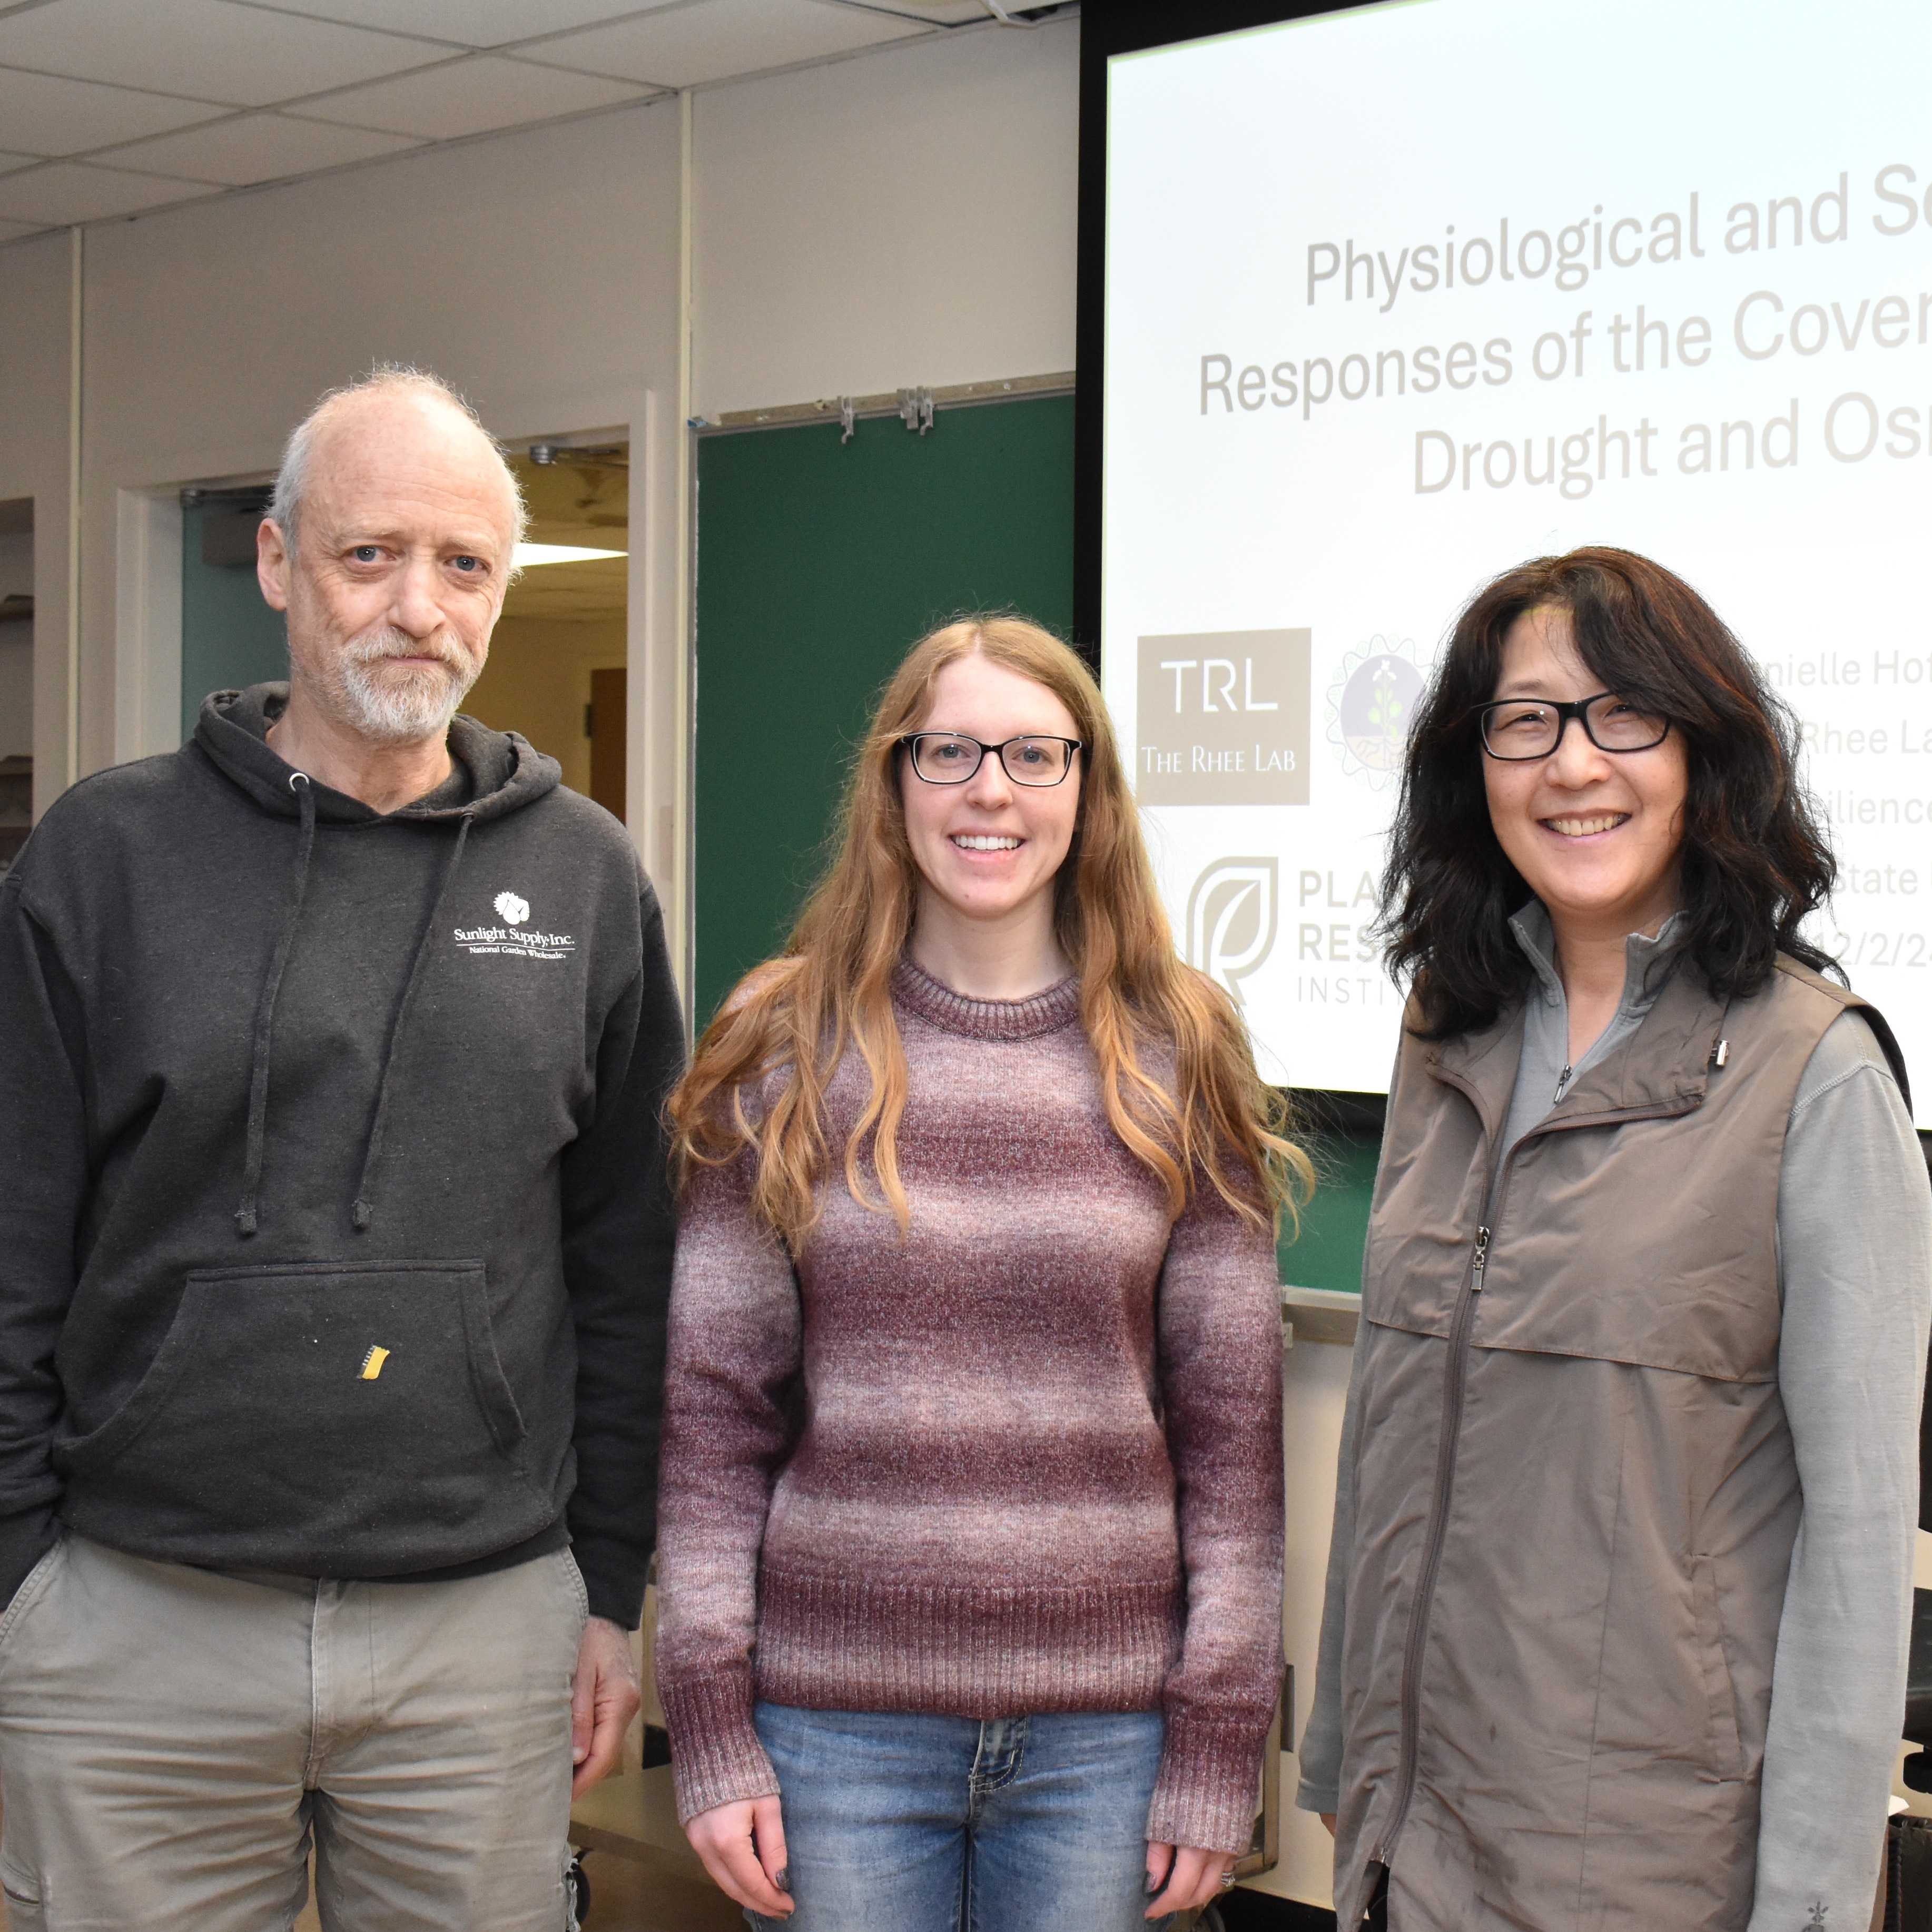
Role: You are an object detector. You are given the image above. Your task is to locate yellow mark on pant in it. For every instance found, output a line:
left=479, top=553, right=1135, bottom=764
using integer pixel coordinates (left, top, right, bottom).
left=359, top=1346, right=390, bottom=1381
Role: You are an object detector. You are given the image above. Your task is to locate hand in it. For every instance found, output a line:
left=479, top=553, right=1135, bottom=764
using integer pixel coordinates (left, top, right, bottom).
left=686, top=1795, right=792, bottom=1917
left=1321, top=1812, right=1337, bottom=1837
left=570, top=1615, right=642, bottom=1798
left=1145, top=1841, right=1238, bottom=1918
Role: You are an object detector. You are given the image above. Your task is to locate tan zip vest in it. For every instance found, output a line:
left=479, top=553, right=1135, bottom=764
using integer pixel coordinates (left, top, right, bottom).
left=1331, top=954, right=1903, bottom=1932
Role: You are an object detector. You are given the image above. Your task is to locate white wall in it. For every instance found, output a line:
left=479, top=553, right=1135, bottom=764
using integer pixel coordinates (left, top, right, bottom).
left=693, top=17, right=1078, bottom=415
left=0, top=12, right=1081, bottom=978
left=0, top=234, right=72, bottom=813
left=73, top=92, right=685, bottom=923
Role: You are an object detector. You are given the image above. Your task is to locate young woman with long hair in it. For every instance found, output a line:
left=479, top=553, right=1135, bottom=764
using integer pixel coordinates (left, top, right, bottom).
left=1297, top=548, right=1931, bottom=1931
left=654, top=615, right=1305, bottom=1930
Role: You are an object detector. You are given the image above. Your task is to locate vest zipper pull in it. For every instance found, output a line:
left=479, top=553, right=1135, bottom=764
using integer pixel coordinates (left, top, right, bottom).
left=1472, top=1225, right=1491, bottom=1288
left=1554, top=1063, right=1572, bottom=1101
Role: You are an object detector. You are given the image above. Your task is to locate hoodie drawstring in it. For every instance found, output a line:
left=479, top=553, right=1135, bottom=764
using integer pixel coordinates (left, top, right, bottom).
left=349, top=806, right=474, bottom=1232
left=234, top=772, right=316, bottom=1236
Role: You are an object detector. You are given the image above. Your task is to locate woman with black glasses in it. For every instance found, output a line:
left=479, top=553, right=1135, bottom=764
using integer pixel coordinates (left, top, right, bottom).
left=1297, top=549, right=1931, bottom=1932
left=655, top=616, right=1304, bottom=1930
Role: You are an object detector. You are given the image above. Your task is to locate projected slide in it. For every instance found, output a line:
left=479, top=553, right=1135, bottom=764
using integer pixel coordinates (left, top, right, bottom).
left=1102, top=0, right=1932, bottom=1115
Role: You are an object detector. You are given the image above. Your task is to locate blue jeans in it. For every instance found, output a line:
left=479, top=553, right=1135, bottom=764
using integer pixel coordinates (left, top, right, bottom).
left=747, top=1703, right=1172, bottom=1932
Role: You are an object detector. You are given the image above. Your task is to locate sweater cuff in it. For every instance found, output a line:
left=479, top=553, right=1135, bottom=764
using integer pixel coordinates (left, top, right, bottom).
left=1146, top=1706, right=1272, bottom=1856
left=660, top=1671, right=781, bottom=1823
left=570, top=1533, right=648, bottom=1630
left=1294, top=1777, right=1339, bottom=1815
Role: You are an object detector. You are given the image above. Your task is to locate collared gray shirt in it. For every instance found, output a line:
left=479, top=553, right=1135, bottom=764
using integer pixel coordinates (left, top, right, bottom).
left=1496, top=901, right=1690, bottom=1187
left=1300, top=906, right=1931, bottom=1932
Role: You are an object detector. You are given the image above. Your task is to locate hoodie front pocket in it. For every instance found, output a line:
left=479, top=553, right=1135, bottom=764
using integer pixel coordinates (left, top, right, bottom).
left=61, top=1261, right=531, bottom=1553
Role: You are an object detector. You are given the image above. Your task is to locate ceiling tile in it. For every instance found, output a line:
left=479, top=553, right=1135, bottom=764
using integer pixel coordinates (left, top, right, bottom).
left=0, top=151, right=41, bottom=174
left=527, top=0, right=928, bottom=89
left=299, top=52, right=652, bottom=140
left=0, top=0, right=447, bottom=109
left=0, top=160, right=222, bottom=224
left=266, top=3, right=655, bottom=50
left=851, top=1, right=992, bottom=20
left=0, top=66, right=226, bottom=156
left=103, top=112, right=422, bottom=185
left=0, top=216, right=50, bottom=241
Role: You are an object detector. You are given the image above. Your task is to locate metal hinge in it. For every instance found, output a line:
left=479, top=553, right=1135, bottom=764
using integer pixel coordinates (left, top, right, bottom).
left=898, top=386, right=934, bottom=435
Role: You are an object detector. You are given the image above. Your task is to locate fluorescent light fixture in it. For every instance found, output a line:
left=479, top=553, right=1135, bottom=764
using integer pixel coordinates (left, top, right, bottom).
left=512, top=543, right=627, bottom=568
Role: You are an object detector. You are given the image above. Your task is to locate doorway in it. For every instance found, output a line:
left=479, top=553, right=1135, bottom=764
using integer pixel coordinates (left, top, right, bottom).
left=172, top=440, right=629, bottom=820
left=462, top=443, right=629, bottom=817
left=0, top=497, right=32, bottom=876
left=180, top=487, right=284, bottom=738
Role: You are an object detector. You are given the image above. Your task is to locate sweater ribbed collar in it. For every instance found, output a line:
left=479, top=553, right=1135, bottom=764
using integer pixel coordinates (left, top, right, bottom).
left=891, top=957, right=1081, bottom=1041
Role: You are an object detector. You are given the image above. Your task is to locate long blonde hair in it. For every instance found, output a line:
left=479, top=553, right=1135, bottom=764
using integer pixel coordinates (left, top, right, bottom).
left=670, top=615, right=1311, bottom=1246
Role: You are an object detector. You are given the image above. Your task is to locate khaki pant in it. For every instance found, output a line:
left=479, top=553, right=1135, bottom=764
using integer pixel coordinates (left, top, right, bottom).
left=0, top=1534, right=587, bottom=1931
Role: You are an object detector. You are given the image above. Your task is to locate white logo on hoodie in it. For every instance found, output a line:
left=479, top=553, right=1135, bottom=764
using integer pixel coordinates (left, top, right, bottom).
left=453, top=890, right=575, bottom=959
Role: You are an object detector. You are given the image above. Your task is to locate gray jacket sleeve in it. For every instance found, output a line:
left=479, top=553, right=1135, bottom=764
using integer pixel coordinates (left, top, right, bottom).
left=1295, top=1325, right=1368, bottom=1813
left=1748, top=1011, right=1932, bottom=1932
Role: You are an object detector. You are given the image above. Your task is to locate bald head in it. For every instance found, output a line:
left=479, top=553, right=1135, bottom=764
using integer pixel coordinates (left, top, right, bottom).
left=269, top=366, right=524, bottom=558
left=255, top=368, right=527, bottom=753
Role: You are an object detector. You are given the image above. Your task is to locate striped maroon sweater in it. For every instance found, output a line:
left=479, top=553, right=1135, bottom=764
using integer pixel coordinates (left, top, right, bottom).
left=654, top=961, right=1285, bottom=1852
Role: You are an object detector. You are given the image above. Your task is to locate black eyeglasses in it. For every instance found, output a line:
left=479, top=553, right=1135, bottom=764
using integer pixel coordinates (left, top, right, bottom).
left=899, top=733, right=1084, bottom=787
left=1478, top=693, right=1671, bottom=761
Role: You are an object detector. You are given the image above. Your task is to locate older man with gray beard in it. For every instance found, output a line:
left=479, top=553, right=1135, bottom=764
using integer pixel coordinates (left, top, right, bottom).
left=0, top=367, right=683, bottom=1930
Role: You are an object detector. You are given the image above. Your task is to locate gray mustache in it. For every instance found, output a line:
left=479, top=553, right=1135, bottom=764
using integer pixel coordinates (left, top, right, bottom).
left=345, top=632, right=469, bottom=677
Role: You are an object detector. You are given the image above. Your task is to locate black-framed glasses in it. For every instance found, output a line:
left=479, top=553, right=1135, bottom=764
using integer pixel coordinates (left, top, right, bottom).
left=899, top=733, right=1084, bottom=787
left=1477, top=693, right=1671, bottom=761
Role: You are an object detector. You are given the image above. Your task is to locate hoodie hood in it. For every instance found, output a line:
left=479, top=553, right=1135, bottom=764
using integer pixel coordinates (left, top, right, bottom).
left=192, top=683, right=561, bottom=1239
left=196, top=683, right=560, bottom=825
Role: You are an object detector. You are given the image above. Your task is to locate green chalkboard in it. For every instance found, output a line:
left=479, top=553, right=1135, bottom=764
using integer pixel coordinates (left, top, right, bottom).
left=180, top=506, right=287, bottom=740
left=1282, top=1132, right=1376, bottom=1293
left=692, top=397, right=1076, bottom=1032
left=690, top=392, right=1373, bottom=1295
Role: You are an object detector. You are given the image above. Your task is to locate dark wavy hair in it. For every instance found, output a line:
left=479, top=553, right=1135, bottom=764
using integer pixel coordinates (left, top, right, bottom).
left=1380, top=547, right=1838, bottom=1040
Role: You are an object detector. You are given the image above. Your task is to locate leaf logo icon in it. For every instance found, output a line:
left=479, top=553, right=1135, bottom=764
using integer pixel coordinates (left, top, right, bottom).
left=1185, top=859, right=1278, bottom=1005
left=494, top=892, right=530, bottom=925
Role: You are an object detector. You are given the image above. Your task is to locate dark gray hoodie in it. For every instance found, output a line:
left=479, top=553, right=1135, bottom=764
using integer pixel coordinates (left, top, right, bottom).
left=0, top=685, right=683, bottom=1625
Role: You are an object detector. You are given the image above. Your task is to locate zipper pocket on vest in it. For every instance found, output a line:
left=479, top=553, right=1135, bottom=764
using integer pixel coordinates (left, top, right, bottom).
left=1374, top=1221, right=1491, bottom=1867
left=1692, top=1554, right=1746, bottom=1782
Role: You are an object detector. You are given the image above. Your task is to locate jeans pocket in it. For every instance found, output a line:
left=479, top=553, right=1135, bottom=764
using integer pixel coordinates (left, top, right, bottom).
left=0, top=1854, right=46, bottom=1931
left=560, top=1550, right=590, bottom=1625
left=60, top=1261, right=537, bottom=1564
left=0, top=1540, right=64, bottom=1659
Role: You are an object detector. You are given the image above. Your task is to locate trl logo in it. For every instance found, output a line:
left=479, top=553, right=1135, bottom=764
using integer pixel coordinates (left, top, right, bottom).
left=1186, top=858, right=1278, bottom=1006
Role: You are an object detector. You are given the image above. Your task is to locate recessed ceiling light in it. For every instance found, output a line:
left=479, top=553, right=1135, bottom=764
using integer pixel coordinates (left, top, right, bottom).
left=512, top=543, right=626, bottom=568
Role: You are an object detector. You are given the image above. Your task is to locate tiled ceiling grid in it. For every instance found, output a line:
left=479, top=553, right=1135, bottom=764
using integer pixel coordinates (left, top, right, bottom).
left=0, top=0, right=1030, bottom=243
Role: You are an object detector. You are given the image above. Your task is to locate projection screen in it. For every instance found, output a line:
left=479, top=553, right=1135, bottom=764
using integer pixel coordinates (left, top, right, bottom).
left=1099, top=0, right=1932, bottom=1117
